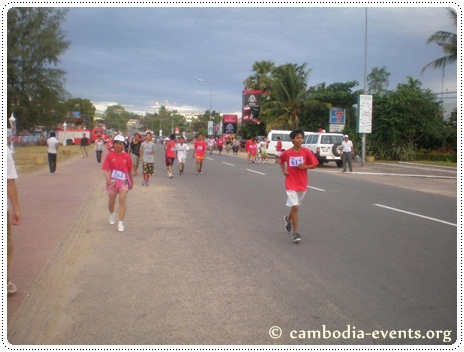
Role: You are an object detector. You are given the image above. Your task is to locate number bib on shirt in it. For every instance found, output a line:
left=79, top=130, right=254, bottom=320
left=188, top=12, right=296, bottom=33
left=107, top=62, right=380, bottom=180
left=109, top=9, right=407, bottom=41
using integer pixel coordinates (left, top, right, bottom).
left=197, top=146, right=203, bottom=150
left=289, top=156, right=304, bottom=167
left=111, top=169, right=127, bottom=181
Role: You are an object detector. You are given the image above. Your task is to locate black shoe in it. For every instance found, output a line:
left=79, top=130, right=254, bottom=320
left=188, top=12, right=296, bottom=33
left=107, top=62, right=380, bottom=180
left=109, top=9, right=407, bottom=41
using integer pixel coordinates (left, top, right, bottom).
left=293, top=233, right=302, bottom=243
left=284, top=216, right=292, bottom=232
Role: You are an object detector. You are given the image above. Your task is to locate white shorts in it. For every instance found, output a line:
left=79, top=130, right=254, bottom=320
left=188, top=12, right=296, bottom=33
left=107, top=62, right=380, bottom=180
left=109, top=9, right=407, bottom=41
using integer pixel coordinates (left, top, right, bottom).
left=286, top=190, right=306, bottom=207
left=275, top=151, right=282, bottom=157
left=178, top=157, right=187, bottom=164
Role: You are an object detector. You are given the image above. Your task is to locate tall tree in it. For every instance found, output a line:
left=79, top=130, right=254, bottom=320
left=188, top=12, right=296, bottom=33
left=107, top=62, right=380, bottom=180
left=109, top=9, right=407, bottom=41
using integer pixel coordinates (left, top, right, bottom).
left=368, top=66, right=391, bottom=95
left=261, top=63, right=311, bottom=130
left=65, top=98, right=96, bottom=128
left=104, top=105, right=132, bottom=133
left=421, top=8, right=457, bottom=73
left=7, top=8, right=70, bottom=130
left=243, top=60, right=275, bottom=97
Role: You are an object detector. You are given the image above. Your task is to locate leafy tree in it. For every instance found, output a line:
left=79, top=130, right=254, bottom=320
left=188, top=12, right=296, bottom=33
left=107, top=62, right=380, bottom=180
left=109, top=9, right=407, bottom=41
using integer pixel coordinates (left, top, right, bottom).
left=422, top=8, right=457, bottom=73
left=371, top=76, right=444, bottom=160
left=7, top=8, right=70, bottom=130
left=261, top=63, right=311, bottom=130
left=64, top=98, right=96, bottom=128
left=104, top=105, right=132, bottom=133
left=368, top=66, right=391, bottom=95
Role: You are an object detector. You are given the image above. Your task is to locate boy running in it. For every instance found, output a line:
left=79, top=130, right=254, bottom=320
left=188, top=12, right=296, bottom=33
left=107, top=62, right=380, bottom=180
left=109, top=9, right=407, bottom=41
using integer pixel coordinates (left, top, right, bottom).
left=165, top=134, right=177, bottom=179
left=280, top=129, right=318, bottom=243
left=193, top=134, right=207, bottom=174
left=102, top=135, right=134, bottom=232
left=140, top=132, right=156, bottom=186
left=176, top=137, right=189, bottom=175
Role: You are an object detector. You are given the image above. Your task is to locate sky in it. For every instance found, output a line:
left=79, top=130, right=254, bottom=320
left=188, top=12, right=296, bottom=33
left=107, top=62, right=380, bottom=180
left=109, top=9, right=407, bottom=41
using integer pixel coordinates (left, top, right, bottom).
left=56, top=4, right=458, bottom=116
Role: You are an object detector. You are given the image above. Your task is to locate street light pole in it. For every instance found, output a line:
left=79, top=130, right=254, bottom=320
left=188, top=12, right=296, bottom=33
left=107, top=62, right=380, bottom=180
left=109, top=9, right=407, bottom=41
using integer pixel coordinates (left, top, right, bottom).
left=361, top=7, right=368, bottom=167
left=198, top=79, right=212, bottom=120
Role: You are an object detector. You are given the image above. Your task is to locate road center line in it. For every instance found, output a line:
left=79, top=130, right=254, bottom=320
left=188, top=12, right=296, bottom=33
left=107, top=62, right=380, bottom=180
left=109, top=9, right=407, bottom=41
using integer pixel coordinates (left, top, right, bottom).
left=222, top=162, right=234, bottom=166
left=246, top=169, right=266, bottom=176
left=374, top=204, right=457, bottom=227
left=206, top=157, right=214, bottom=161
left=308, top=185, right=326, bottom=192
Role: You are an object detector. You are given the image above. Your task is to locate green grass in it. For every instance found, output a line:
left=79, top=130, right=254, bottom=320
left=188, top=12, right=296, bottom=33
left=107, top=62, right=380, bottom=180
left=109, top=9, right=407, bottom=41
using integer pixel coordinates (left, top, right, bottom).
left=403, top=160, right=457, bottom=168
left=11, top=145, right=83, bottom=175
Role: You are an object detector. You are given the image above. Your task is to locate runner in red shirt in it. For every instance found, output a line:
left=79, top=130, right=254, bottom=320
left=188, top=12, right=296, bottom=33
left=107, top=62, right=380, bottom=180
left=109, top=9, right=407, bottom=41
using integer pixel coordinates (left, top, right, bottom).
left=165, top=134, right=177, bottom=179
left=217, top=137, right=224, bottom=155
left=280, top=129, right=318, bottom=243
left=245, top=136, right=255, bottom=164
left=102, top=135, right=134, bottom=232
left=193, top=134, right=207, bottom=175
left=275, top=136, right=283, bottom=164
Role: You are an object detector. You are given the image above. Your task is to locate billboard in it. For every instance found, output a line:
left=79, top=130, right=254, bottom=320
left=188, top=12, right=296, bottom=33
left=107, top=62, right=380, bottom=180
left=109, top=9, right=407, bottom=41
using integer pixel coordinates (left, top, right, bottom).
left=357, top=95, right=373, bottom=133
left=223, top=114, right=238, bottom=134
left=242, top=90, right=261, bottom=124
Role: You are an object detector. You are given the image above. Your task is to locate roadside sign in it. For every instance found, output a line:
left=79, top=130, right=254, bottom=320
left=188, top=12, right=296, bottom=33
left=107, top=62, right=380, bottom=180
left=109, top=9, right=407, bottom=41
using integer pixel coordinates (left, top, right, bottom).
left=330, top=108, right=346, bottom=124
left=357, top=95, right=373, bottom=133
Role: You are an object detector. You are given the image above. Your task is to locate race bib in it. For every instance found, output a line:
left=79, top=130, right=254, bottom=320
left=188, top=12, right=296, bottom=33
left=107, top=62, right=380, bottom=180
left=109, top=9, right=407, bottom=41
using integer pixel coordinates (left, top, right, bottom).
left=197, top=146, right=203, bottom=150
left=111, top=169, right=126, bottom=181
left=289, top=156, right=304, bottom=167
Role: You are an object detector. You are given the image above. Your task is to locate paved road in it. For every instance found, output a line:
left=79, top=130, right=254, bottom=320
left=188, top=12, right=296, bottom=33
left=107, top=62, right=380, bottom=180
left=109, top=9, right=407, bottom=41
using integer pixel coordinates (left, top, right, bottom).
left=7, top=149, right=457, bottom=345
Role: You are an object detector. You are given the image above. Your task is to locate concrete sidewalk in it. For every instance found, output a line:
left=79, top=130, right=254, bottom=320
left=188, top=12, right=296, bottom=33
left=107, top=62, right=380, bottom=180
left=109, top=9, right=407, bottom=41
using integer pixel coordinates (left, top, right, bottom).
left=7, top=152, right=104, bottom=323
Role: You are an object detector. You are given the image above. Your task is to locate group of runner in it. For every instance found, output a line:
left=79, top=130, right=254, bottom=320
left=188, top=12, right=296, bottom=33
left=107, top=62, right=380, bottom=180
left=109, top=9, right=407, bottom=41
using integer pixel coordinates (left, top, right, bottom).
left=244, top=136, right=270, bottom=164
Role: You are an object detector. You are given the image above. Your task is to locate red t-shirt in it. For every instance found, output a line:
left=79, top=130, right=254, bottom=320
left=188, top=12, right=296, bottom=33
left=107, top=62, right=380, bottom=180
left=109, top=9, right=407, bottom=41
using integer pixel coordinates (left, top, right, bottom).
left=194, top=140, right=207, bottom=158
left=102, top=151, right=133, bottom=174
left=165, top=140, right=177, bottom=158
left=276, top=140, right=283, bottom=152
left=217, top=138, right=223, bottom=146
left=280, top=147, right=318, bottom=191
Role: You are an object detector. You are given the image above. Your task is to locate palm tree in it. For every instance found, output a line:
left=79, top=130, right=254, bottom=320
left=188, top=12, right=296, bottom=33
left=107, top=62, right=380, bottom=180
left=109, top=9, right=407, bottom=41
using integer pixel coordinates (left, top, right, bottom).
left=243, top=60, right=275, bottom=97
left=261, top=63, right=311, bottom=130
left=421, top=8, right=457, bottom=73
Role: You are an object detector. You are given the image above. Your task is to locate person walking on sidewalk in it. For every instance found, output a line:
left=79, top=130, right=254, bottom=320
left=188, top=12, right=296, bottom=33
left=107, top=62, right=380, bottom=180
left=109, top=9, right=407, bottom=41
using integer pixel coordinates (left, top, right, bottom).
left=164, top=134, right=177, bottom=179
left=7, top=146, right=22, bottom=294
left=102, top=134, right=133, bottom=232
left=280, top=129, right=318, bottom=243
left=176, top=136, right=189, bottom=175
left=193, top=133, right=207, bottom=174
left=341, top=134, right=354, bottom=173
left=80, top=133, right=90, bottom=158
left=139, top=132, right=156, bottom=186
left=94, top=135, right=104, bottom=164
left=46, top=131, right=59, bottom=174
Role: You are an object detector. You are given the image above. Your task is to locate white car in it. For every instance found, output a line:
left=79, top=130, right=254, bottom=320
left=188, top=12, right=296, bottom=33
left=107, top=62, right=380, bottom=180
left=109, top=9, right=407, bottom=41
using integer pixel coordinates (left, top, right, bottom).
left=302, top=132, right=344, bottom=167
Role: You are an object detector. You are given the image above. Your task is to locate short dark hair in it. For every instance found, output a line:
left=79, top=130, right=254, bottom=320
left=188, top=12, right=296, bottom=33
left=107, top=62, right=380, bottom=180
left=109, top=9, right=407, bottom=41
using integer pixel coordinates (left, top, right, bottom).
left=50, top=132, right=56, bottom=137
left=290, top=129, right=304, bottom=139
left=170, top=134, right=176, bottom=140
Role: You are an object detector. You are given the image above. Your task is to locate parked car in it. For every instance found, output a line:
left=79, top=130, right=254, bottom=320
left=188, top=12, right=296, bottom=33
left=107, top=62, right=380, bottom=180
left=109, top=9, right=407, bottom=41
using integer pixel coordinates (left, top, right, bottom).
left=302, top=132, right=344, bottom=167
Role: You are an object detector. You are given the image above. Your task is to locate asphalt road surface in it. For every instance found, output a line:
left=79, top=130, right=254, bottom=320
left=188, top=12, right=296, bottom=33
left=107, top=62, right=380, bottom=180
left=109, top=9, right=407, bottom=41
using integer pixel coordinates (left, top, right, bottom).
left=8, top=150, right=457, bottom=345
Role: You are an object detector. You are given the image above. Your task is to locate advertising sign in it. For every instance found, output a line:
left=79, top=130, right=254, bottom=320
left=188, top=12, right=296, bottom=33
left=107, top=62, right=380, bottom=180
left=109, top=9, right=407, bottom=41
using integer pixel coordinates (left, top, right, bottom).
left=207, top=121, right=214, bottom=136
left=242, top=90, right=261, bottom=124
left=222, top=114, right=238, bottom=134
left=357, top=95, right=373, bottom=133
left=330, top=108, right=346, bottom=124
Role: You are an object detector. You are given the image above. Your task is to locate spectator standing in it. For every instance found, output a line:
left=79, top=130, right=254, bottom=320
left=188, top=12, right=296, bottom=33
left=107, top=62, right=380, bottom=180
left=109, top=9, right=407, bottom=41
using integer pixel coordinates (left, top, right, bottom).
left=80, top=133, right=89, bottom=158
left=129, top=133, right=142, bottom=176
left=7, top=146, right=22, bottom=294
left=46, top=132, right=59, bottom=174
left=102, top=135, right=133, bottom=232
left=280, top=129, right=318, bottom=243
left=341, top=134, right=354, bottom=173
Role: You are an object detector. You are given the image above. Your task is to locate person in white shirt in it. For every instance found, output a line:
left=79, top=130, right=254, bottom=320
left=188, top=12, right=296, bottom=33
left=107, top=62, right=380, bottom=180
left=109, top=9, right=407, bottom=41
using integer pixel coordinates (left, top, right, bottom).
left=176, top=137, right=190, bottom=175
left=341, top=134, right=354, bottom=173
left=46, top=131, right=60, bottom=174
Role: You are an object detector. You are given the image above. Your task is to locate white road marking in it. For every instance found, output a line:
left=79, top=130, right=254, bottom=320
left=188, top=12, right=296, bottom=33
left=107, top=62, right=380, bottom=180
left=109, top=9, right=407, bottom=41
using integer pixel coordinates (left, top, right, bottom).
left=246, top=169, right=266, bottom=176
left=206, top=157, right=214, bottom=161
left=308, top=186, right=326, bottom=192
left=374, top=204, right=457, bottom=227
left=222, top=162, right=234, bottom=166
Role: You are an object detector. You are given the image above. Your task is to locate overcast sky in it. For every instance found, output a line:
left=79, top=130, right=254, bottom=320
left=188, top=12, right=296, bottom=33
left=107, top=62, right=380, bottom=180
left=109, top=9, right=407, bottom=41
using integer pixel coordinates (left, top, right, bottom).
left=58, top=5, right=458, bottom=116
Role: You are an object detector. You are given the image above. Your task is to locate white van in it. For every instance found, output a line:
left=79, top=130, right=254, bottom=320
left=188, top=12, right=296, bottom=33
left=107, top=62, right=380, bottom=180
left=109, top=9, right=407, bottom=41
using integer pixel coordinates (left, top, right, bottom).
left=302, top=132, right=344, bottom=167
left=266, top=130, right=311, bottom=155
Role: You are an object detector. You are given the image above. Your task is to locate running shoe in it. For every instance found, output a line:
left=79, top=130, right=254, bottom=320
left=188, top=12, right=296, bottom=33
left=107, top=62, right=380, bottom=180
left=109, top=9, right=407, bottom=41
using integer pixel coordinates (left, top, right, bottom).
left=293, top=233, right=302, bottom=243
left=284, top=216, right=292, bottom=232
left=118, top=221, right=125, bottom=232
left=109, top=213, right=116, bottom=225
left=142, top=179, right=146, bottom=186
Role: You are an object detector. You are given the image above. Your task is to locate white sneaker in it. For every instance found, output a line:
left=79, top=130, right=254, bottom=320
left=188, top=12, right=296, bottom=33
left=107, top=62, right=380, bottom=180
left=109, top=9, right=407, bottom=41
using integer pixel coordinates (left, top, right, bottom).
left=109, top=213, right=116, bottom=225
left=118, top=221, right=124, bottom=232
